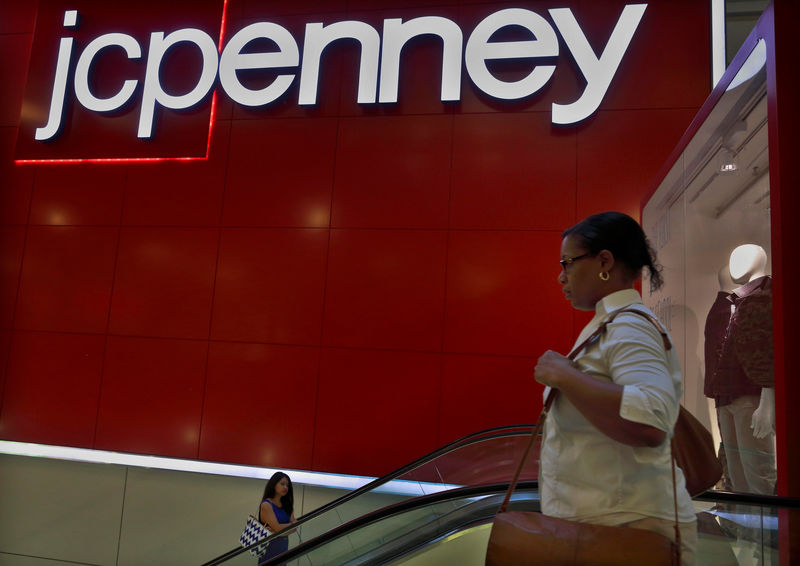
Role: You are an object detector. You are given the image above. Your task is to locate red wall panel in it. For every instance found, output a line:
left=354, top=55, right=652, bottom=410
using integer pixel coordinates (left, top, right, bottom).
left=31, top=166, right=126, bottom=226
left=200, top=341, right=319, bottom=469
left=0, top=34, right=31, bottom=128
left=0, top=1, right=36, bottom=34
left=444, top=230, right=570, bottom=356
left=313, top=348, right=441, bottom=476
left=0, top=128, right=33, bottom=224
left=211, top=228, right=329, bottom=344
left=323, top=229, right=448, bottom=351
left=15, top=226, right=118, bottom=334
left=439, top=354, right=544, bottom=444
left=95, top=336, right=208, bottom=457
left=0, top=331, right=10, bottom=406
left=0, top=226, right=25, bottom=329
left=450, top=112, right=576, bottom=230
left=0, top=0, right=712, bottom=475
left=223, top=118, right=338, bottom=227
left=0, top=332, right=105, bottom=447
left=108, top=228, right=218, bottom=339
left=332, top=115, right=452, bottom=228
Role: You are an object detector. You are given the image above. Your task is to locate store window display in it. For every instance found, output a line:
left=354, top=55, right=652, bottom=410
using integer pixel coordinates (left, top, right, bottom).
left=641, top=17, right=785, bottom=563
left=703, top=244, right=776, bottom=496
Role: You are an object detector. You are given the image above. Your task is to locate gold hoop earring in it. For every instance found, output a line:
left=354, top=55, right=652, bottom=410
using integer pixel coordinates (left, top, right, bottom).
left=599, top=271, right=610, bottom=281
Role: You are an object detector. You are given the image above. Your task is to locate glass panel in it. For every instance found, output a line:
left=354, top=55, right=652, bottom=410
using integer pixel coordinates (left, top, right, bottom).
left=279, top=431, right=537, bottom=550
left=725, top=1, right=769, bottom=67
left=694, top=499, right=782, bottom=565
left=642, top=38, right=775, bottom=498
left=284, top=490, right=538, bottom=566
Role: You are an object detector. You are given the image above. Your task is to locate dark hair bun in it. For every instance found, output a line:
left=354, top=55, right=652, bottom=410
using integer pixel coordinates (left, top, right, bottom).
left=562, top=211, right=663, bottom=290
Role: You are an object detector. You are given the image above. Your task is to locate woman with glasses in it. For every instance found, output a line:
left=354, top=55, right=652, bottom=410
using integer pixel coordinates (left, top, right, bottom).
left=534, top=211, right=697, bottom=565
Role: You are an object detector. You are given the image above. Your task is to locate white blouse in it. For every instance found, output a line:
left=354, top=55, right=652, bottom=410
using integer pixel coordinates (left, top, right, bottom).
left=539, top=289, right=696, bottom=525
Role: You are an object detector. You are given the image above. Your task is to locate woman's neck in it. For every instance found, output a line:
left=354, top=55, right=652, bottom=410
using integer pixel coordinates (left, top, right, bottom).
left=270, top=496, right=282, bottom=507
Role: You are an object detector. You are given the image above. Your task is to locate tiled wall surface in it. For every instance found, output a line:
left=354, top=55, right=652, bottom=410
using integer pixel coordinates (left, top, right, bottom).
left=0, top=453, right=354, bottom=566
left=0, top=0, right=710, bottom=476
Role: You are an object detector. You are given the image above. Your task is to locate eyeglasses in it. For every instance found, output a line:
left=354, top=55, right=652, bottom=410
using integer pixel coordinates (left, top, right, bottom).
left=559, top=253, right=591, bottom=270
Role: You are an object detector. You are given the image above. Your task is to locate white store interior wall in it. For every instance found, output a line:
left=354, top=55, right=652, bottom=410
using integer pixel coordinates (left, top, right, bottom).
left=0, top=453, right=359, bottom=565
left=643, top=38, right=771, bottom=454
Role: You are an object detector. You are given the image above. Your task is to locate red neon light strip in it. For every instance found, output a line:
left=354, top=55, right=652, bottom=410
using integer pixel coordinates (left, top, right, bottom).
left=15, top=0, right=229, bottom=165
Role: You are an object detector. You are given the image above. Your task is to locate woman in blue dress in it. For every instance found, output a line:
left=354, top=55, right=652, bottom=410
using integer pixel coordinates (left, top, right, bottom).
left=258, top=471, right=296, bottom=564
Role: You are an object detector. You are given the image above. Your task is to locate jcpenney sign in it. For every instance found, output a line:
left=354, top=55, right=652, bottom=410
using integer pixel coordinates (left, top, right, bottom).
left=18, top=2, right=648, bottom=159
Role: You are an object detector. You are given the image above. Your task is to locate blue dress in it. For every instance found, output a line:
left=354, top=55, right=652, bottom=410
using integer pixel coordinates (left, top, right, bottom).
left=258, top=500, right=290, bottom=564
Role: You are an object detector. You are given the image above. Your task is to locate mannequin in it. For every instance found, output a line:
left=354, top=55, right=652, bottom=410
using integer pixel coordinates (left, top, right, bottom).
left=704, top=244, right=776, bottom=495
left=729, top=245, right=775, bottom=440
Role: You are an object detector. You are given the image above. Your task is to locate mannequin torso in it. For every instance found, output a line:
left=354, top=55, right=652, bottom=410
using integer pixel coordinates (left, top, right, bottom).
left=705, top=244, right=776, bottom=495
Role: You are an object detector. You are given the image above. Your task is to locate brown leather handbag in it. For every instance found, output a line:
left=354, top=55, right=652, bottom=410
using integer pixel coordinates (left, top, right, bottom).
left=673, top=405, right=723, bottom=496
left=486, top=507, right=679, bottom=565
left=485, top=387, right=680, bottom=566
left=486, top=306, right=719, bottom=566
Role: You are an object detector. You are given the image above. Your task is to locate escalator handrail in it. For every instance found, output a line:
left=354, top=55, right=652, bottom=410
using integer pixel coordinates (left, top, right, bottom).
left=694, top=489, right=800, bottom=508
left=201, top=424, right=537, bottom=565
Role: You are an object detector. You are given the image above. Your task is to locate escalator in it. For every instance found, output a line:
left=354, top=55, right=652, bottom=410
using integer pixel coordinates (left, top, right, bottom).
left=203, top=425, right=538, bottom=566
left=203, top=425, right=799, bottom=566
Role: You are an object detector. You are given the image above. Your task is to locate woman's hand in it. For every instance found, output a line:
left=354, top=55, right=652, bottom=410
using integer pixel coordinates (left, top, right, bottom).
left=535, top=350, right=578, bottom=389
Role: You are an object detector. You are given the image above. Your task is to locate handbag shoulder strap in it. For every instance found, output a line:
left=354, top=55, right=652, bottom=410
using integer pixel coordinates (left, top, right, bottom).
left=496, top=330, right=598, bottom=513
left=604, top=306, right=672, bottom=351
left=497, top=398, right=551, bottom=513
left=562, top=305, right=671, bottom=369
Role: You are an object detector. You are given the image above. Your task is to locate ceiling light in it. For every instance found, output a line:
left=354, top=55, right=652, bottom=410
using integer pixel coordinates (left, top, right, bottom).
left=719, top=146, right=738, bottom=174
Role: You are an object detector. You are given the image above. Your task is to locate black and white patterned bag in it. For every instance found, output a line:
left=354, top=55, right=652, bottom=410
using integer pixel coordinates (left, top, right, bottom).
left=239, top=515, right=270, bottom=556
